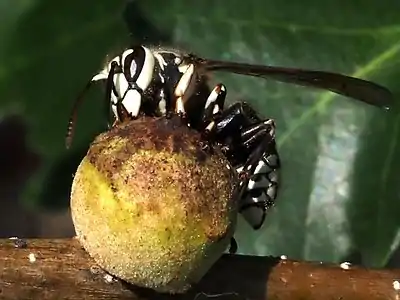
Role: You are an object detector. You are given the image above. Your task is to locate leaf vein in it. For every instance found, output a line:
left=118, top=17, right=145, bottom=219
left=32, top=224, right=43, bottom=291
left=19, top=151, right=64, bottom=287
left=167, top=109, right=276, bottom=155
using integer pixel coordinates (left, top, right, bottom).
left=278, top=41, right=400, bottom=147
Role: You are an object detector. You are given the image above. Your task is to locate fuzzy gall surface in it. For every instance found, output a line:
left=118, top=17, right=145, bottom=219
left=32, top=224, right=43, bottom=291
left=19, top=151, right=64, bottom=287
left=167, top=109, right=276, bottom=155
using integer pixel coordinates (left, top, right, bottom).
left=70, top=116, right=238, bottom=293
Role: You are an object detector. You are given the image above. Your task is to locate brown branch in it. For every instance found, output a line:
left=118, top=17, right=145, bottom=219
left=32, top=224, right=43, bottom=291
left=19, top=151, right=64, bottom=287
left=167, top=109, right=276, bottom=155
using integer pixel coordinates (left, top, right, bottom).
left=1, top=238, right=400, bottom=300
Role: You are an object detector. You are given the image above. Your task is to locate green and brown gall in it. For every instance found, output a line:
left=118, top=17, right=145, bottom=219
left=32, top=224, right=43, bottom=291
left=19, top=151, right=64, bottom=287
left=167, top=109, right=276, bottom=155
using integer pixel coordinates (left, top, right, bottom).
left=70, top=116, right=238, bottom=293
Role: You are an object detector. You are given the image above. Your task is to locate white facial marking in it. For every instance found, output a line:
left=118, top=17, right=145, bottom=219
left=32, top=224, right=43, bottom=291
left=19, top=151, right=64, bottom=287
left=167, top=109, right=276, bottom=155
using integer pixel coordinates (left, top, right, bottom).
left=113, top=73, right=129, bottom=103
left=122, top=89, right=141, bottom=118
left=136, top=47, right=155, bottom=90
left=121, top=49, right=134, bottom=63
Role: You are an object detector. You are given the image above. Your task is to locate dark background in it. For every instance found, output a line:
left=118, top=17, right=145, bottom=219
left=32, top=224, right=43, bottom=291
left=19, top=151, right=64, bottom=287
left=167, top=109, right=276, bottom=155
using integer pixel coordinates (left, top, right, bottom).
left=1, top=0, right=400, bottom=269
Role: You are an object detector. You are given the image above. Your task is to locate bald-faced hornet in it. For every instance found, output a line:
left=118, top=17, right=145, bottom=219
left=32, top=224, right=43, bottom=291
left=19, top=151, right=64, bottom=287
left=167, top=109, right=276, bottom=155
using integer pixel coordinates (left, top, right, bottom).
left=66, top=45, right=393, bottom=253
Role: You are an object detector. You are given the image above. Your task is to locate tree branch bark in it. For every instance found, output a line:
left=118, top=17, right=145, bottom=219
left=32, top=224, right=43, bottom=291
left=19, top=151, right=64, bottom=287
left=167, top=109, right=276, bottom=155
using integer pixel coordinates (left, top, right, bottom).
left=1, top=238, right=400, bottom=300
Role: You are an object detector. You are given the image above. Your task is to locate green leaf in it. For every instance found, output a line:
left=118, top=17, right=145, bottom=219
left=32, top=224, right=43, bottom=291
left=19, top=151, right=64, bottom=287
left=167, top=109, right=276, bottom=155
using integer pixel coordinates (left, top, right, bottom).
left=135, top=0, right=400, bottom=267
left=0, top=0, right=129, bottom=208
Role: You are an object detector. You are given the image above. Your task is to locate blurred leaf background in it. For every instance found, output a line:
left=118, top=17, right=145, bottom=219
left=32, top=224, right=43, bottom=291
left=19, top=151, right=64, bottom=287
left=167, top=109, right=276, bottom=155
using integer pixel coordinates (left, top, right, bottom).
left=1, top=0, right=400, bottom=269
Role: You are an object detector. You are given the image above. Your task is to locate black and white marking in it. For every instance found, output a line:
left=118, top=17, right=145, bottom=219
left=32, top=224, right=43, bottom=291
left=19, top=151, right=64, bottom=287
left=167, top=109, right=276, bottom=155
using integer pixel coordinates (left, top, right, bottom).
left=236, top=152, right=280, bottom=229
left=201, top=85, right=280, bottom=230
left=91, top=46, right=156, bottom=120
